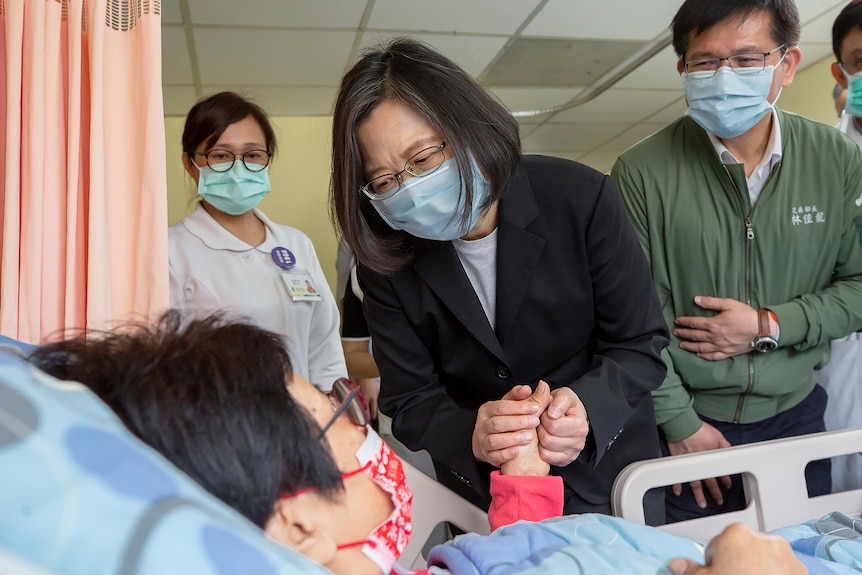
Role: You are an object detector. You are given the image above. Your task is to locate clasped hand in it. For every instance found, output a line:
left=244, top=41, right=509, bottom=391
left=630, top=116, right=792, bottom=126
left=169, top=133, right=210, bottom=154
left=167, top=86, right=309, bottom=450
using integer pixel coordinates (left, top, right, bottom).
left=472, top=380, right=589, bottom=470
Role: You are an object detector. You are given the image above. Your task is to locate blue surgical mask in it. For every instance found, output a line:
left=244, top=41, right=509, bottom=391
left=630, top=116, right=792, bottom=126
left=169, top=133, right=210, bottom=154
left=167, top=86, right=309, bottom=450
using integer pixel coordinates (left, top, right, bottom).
left=196, top=162, right=270, bottom=216
left=683, top=65, right=778, bottom=139
left=369, top=156, right=491, bottom=241
left=842, top=66, right=862, bottom=118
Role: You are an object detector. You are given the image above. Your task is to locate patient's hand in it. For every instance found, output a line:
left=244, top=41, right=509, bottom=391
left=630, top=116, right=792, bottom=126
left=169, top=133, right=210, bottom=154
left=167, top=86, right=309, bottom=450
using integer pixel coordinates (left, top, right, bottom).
left=500, top=381, right=552, bottom=476
left=667, top=422, right=733, bottom=508
left=668, top=523, right=806, bottom=575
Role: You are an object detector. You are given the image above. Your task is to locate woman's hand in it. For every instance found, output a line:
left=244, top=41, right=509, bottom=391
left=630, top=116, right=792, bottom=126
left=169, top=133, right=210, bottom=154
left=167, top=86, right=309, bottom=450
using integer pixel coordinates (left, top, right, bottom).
left=472, top=385, right=541, bottom=467
left=537, top=385, right=589, bottom=467
left=500, top=381, right=552, bottom=476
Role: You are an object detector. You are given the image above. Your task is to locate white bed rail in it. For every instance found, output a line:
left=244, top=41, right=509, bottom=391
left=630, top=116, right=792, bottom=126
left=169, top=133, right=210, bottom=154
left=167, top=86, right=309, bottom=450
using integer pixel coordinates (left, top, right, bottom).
left=401, top=460, right=490, bottom=568
left=612, top=429, right=862, bottom=539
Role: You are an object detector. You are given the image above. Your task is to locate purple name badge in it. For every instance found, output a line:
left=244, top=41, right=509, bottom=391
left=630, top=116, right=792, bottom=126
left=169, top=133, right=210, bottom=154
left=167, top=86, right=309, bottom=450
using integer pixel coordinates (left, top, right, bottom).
left=271, top=247, right=296, bottom=270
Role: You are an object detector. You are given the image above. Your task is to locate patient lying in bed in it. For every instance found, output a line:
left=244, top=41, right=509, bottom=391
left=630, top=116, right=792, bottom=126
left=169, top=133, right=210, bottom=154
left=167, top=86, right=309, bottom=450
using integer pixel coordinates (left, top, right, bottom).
left=1, top=312, right=847, bottom=575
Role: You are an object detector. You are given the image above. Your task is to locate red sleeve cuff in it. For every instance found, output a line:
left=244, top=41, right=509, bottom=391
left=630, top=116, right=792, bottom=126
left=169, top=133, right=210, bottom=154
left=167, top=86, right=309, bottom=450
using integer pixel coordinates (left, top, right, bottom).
left=487, top=470, right=564, bottom=531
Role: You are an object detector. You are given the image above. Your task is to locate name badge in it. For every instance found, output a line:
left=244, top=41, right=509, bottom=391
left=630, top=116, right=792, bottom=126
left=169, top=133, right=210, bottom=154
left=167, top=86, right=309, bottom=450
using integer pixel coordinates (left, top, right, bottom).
left=280, top=269, right=323, bottom=302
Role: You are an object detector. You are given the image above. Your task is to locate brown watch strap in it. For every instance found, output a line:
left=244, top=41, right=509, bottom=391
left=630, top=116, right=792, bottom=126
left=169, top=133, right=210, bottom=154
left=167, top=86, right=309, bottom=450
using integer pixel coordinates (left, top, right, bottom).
left=757, top=309, right=770, bottom=337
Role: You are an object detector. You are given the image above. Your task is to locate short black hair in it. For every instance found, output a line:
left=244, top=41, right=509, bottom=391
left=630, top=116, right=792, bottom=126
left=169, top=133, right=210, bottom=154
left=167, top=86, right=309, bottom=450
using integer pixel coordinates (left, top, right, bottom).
left=330, top=37, right=521, bottom=275
left=833, top=0, right=862, bottom=62
left=182, top=91, right=277, bottom=158
left=671, top=0, right=800, bottom=59
left=29, top=311, right=343, bottom=528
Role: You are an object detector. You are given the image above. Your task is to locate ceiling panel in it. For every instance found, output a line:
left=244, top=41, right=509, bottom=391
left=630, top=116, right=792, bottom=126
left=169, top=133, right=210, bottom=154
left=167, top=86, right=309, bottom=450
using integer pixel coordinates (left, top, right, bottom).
left=195, top=29, right=356, bottom=86
left=161, top=27, right=193, bottom=85
left=490, top=87, right=585, bottom=116
left=550, top=88, right=682, bottom=124
left=522, top=122, right=630, bottom=152
left=798, top=43, right=836, bottom=67
left=357, top=32, right=509, bottom=77
left=201, top=86, right=340, bottom=116
left=601, top=123, right=667, bottom=151
left=367, top=0, right=542, bottom=35
left=800, top=3, right=846, bottom=46
left=613, top=46, right=682, bottom=90
left=186, top=0, right=366, bottom=28
left=484, top=38, right=646, bottom=87
left=523, top=0, right=680, bottom=40
left=795, top=1, right=851, bottom=26
left=645, top=97, right=687, bottom=124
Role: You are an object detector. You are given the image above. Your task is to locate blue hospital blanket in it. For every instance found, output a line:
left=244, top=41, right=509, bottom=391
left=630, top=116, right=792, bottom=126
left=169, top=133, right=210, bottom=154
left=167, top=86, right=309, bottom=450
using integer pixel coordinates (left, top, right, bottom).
left=427, top=512, right=857, bottom=575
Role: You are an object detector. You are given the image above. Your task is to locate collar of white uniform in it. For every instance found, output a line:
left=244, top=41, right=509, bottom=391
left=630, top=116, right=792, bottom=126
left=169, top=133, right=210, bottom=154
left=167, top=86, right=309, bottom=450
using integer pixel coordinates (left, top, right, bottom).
left=182, top=202, right=281, bottom=253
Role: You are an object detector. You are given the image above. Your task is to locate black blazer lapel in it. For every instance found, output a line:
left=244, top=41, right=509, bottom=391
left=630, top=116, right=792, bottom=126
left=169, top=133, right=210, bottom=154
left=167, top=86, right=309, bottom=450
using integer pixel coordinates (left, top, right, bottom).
left=415, top=241, right=505, bottom=360
left=495, top=166, right=545, bottom=344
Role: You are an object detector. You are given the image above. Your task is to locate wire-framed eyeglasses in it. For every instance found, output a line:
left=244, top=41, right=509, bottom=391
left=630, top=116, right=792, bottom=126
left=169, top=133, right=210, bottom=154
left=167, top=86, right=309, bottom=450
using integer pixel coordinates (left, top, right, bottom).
left=195, top=148, right=271, bottom=172
left=360, top=141, right=447, bottom=200
left=683, top=44, right=786, bottom=78
left=319, top=378, right=371, bottom=437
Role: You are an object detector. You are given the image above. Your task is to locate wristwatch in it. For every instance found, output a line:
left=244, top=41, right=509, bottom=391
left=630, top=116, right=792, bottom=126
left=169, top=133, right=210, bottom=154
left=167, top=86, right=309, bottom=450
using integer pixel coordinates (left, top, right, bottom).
left=751, top=309, right=779, bottom=353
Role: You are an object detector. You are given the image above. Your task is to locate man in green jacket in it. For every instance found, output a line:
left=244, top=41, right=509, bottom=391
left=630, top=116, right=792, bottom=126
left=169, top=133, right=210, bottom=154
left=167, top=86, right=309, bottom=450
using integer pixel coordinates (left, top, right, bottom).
left=612, top=0, right=862, bottom=523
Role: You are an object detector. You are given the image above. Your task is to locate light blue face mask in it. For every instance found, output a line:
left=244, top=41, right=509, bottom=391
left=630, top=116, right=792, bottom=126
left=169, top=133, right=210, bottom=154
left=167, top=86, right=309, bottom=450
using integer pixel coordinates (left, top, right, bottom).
left=842, top=66, right=862, bottom=118
left=196, top=162, right=270, bottom=216
left=683, top=65, right=778, bottom=139
left=369, top=156, right=490, bottom=241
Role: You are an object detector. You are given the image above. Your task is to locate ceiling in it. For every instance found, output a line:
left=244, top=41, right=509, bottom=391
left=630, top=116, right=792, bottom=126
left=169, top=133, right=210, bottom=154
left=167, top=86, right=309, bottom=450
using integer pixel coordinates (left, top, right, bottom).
left=162, top=0, right=847, bottom=173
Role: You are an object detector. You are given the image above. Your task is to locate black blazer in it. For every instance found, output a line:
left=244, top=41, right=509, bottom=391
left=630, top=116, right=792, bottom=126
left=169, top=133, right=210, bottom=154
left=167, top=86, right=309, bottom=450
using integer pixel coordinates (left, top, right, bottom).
left=360, top=155, right=669, bottom=518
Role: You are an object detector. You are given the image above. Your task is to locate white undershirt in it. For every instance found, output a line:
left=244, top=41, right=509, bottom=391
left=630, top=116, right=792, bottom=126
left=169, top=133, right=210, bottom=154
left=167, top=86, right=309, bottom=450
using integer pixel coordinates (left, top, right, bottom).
left=453, top=229, right=498, bottom=329
left=708, top=109, right=783, bottom=205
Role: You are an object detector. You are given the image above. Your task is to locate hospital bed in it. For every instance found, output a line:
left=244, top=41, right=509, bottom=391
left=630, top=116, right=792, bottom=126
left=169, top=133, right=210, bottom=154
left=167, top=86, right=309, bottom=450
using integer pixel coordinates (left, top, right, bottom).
left=403, top=429, right=862, bottom=567
left=612, top=429, right=862, bottom=539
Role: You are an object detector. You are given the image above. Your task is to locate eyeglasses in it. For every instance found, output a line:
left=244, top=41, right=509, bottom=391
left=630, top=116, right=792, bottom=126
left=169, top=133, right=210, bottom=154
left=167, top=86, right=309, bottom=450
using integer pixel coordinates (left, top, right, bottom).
left=319, top=378, right=371, bottom=437
left=683, top=45, right=786, bottom=78
left=194, top=148, right=271, bottom=172
left=360, top=141, right=447, bottom=200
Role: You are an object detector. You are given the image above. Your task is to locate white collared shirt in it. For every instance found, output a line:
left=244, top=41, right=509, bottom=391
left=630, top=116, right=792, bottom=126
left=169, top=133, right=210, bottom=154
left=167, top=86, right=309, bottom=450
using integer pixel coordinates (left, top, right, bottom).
left=168, top=203, right=347, bottom=390
left=708, top=109, right=782, bottom=205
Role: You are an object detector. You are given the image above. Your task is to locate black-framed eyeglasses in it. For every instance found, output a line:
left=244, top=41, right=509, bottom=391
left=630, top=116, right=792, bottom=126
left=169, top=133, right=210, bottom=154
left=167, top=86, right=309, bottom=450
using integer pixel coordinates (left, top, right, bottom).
left=683, top=44, right=786, bottom=78
left=360, top=141, right=447, bottom=200
left=195, top=148, right=271, bottom=172
left=319, top=378, right=371, bottom=437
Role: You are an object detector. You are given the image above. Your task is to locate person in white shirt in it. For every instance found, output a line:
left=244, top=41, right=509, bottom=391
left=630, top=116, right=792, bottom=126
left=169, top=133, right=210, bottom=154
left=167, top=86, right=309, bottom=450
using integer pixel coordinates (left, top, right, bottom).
left=169, top=92, right=346, bottom=391
left=818, top=1, right=862, bottom=492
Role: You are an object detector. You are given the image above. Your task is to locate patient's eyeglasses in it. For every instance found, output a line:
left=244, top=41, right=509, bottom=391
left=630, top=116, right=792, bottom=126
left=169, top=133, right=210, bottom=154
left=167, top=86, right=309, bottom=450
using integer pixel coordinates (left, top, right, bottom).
left=319, top=378, right=371, bottom=437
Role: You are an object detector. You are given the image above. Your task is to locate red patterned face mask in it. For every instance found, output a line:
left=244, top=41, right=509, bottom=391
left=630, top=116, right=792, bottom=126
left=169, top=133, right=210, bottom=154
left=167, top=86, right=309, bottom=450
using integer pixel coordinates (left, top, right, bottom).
left=335, top=428, right=413, bottom=574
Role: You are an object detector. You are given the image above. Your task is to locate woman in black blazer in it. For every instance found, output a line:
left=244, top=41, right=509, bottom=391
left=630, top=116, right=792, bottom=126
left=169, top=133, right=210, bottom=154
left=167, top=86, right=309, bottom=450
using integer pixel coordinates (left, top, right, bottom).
left=330, top=38, right=670, bottom=523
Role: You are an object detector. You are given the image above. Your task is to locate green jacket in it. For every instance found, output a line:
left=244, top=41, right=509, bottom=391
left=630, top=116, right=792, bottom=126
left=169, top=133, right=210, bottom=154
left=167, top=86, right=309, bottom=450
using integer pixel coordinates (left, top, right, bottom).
left=612, top=110, right=862, bottom=442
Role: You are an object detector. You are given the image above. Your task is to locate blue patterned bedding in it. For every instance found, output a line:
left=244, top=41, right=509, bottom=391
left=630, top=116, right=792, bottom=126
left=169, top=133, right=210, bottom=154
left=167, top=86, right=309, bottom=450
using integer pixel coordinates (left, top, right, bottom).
left=0, top=352, right=331, bottom=575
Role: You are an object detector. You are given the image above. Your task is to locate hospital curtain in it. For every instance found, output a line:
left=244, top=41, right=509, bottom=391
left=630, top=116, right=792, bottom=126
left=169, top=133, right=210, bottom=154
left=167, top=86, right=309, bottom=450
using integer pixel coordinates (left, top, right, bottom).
left=0, top=0, right=168, bottom=343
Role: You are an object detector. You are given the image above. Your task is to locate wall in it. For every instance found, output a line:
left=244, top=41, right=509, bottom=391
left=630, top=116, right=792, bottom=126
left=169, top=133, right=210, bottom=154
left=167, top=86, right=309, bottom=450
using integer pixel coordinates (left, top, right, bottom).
left=780, top=54, right=840, bottom=126
left=166, top=116, right=341, bottom=293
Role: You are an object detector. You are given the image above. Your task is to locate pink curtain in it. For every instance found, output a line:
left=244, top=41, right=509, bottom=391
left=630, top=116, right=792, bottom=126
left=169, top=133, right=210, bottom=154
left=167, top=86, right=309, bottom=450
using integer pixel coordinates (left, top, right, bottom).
left=0, top=0, right=168, bottom=343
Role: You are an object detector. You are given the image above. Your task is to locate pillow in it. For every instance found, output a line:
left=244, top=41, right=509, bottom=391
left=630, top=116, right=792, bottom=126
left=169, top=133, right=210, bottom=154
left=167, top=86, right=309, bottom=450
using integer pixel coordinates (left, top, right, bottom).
left=0, top=352, right=333, bottom=575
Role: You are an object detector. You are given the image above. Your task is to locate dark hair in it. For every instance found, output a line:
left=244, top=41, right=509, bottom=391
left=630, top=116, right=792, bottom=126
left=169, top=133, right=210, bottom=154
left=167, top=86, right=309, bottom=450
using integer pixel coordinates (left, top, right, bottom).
left=330, top=37, right=521, bottom=275
left=833, top=0, right=862, bottom=62
left=29, top=311, right=342, bottom=528
left=181, top=91, right=278, bottom=158
left=671, top=0, right=800, bottom=59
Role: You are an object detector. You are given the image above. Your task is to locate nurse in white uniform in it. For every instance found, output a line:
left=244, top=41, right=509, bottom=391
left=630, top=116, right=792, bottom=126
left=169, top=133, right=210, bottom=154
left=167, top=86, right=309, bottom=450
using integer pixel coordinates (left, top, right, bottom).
left=169, top=92, right=346, bottom=391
